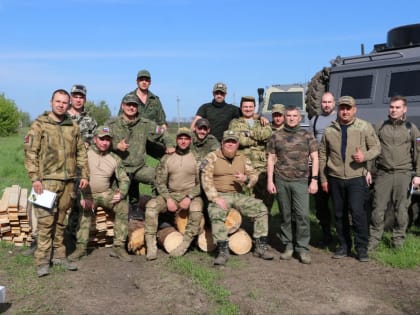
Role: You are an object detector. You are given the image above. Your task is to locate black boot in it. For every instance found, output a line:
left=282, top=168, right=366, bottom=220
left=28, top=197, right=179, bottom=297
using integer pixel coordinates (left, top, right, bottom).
left=254, top=237, right=274, bottom=260
left=214, top=241, right=229, bottom=266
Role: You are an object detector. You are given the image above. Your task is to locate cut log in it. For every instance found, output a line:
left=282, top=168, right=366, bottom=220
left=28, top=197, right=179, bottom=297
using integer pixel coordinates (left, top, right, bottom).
left=157, top=226, right=183, bottom=253
left=127, top=219, right=145, bottom=255
left=228, top=228, right=252, bottom=255
left=225, top=208, right=242, bottom=234
left=175, top=210, right=205, bottom=234
left=197, top=228, right=216, bottom=252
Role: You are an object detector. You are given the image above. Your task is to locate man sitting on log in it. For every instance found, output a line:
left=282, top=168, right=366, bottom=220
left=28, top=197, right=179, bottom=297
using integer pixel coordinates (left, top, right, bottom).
left=145, top=127, right=203, bottom=260
left=68, top=126, right=132, bottom=262
left=201, top=130, right=274, bottom=266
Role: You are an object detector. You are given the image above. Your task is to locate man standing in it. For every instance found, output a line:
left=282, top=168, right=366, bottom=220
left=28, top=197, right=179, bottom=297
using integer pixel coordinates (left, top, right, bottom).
left=192, top=118, right=220, bottom=159
left=229, top=96, right=273, bottom=209
left=107, top=94, right=175, bottom=216
left=69, top=126, right=132, bottom=262
left=201, top=130, right=274, bottom=266
left=319, top=96, right=380, bottom=262
left=271, top=104, right=285, bottom=131
left=369, top=95, right=420, bottom=251
left=190, top=82, right=240, bottom=142
left=145, top=128, right=203, bottom=260
left=267, top=106, right=319, bottom=264
left=24, top=89, right=89, bottom=277
left=309, top=92, right=336, bottom=247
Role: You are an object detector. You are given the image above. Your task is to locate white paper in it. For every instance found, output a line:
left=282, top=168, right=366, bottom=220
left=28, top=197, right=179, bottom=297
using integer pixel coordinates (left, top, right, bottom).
left=28, top=189, right=57, bottom=209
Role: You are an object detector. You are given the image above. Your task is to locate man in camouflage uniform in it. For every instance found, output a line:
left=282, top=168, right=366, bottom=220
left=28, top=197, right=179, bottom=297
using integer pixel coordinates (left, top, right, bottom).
left=228, top=96, right=273, bottom=209
left=24, top=89, right=89, bottom=277
left=191, top=118, right=220, bottom=159
left=267, top=106, right=319, bottom=264
left=69, top=126, right=132, bottom=262
left=201, top=130, right=274, bottom=266
left=145, top=128, right=203, bottom=260
left=271, top=104, right=285, bottom=131
left=107, top=94, right=175, bottom=217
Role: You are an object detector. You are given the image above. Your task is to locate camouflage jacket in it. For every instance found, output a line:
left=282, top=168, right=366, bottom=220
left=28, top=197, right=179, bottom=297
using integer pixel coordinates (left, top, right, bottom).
left=191, top=134, right=220, bottom=160
left=85, top=145, right=130, bottom=199
left=67, top=109, right=98, bottom=145
left=106, top=115, right=175, bottom=173
left=267, top=126, right=318, bottom=181
left=126, top=89, right=167, bottom=126
left=201, top=149, right=258, bottom=202
left=228, top=117, right=272, bottom=171
left=155, top=150, right=201, bottom=201
left=24, top=111, right=89, bottom=181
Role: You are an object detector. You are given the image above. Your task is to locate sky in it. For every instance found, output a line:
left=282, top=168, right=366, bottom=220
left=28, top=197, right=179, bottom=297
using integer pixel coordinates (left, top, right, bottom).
left=1, top=0, right=419, bottom=121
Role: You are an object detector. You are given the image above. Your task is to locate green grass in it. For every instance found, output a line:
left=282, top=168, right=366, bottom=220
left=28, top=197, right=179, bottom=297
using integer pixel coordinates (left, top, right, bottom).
left=167, top=252, right=240, bottom=315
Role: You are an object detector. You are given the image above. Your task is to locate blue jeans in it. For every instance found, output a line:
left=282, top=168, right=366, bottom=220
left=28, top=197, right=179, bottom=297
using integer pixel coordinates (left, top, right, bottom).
left=328, top=176, right=369, bottom=252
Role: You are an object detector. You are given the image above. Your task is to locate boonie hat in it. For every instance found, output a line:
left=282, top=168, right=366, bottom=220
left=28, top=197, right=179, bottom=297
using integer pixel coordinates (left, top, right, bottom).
left=213, top=82, right=227, bottom=94
left=222, top=130, right=239, bottom=142
left=122, top=94, right=140, bottom=105
left=338, top=96, right=356, bottom=107
left=176, top=127, right=193, bottom=138
left=71, top=84, right=87, bottom=96
left=137, top=69, right=151, bottom=79
left=272, top=104, right=285, bottom=114
left=95, top=126, right=112, bottom=138
left=195, top=118, right=210, bottom=128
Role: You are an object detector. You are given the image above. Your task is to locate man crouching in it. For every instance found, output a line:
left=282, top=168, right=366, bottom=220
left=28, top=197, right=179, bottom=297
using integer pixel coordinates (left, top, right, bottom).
left=145, top=127, right=203, bottom=260
left=201, top=130, right=274, bottom=266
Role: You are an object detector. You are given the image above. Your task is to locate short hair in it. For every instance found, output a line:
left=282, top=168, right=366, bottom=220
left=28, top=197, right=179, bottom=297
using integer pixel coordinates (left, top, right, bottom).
left=285, top=105, right=300, bottom=113
left=240, top=96, right=256, bottom=107
left=51, top=89, right=70, bottom=101
left=390, top=95, right=407, bottom=106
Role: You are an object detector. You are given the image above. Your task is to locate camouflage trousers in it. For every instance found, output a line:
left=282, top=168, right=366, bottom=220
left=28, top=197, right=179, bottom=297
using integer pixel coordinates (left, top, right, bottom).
left=208, top=192, right=269, bottom=242
left=145, top=194, right=203, bottom=239
left=128, top=165, right=156, bottom=206
left=34, top=179, right=74, bottom=266
left=76, top=189, right=129, bottom=248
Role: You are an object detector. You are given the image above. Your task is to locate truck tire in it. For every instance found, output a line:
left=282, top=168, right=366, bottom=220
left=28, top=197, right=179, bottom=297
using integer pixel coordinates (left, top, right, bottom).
left=305, top=67, right=330, bottom=119
left=387, top=23, right=420, bottom=49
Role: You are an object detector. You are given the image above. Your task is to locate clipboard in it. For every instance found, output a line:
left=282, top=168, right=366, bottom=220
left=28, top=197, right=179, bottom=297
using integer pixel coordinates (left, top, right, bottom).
left=28, top=189, right=57, bottom=209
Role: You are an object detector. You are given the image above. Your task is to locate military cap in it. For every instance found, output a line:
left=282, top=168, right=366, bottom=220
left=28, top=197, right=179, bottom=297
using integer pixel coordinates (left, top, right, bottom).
left=95, top=126, right=112, bottom=138
left=71, top=84, right=87, bottom=96
left=122, top=94, right=140, bottom=105
left=176, top=127, right=193, bottom=138
left=213, top=82, right=227, bottom=93
left=196, top=118, right=210, bottom=128
left=222, top=130, right=239, bottom=142
left=272, top=104, right=285, bottom=114
left=338, top=96, right=356, bottom=107
left=137, top=69, right=151, bottom=79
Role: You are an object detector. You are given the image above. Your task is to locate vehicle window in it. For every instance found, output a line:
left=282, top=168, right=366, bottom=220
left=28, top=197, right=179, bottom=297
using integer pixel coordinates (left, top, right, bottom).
left=341, top=75, right=373, bottom=99
left=389, top=70, right=420, bottom=97
left=268, top=92, right=303, bottom=110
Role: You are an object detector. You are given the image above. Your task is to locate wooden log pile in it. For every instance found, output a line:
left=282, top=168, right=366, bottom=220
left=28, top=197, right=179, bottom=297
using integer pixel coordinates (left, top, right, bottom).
left=0, top=185, right=32, bottom=246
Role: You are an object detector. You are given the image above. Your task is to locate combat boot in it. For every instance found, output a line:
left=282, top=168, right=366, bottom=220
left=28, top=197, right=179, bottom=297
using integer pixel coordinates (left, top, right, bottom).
left=145, top=234, right=158, bottom=261
left=52, top=258, right=78, bottom=271
left=214, top=241, right=230, bottom=266
left=253, top=237, right=274, bottom=260
left=68, top=246, right=87, bottom=262
left=110, top=246, right=133, bottom=262
left=170, top=236, right=193, bottom=257
left=37, top=263, right=50, bottom=277
left=22, top=238, right=37, bottom=257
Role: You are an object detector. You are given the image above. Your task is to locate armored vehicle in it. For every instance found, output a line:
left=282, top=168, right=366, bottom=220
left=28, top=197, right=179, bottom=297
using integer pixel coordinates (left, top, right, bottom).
left=306, top=23, right=420, bottom=126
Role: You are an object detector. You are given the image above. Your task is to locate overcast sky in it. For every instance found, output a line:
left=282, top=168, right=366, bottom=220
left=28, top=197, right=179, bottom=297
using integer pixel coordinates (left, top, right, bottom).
left=1, top=0, right=419, bottom=121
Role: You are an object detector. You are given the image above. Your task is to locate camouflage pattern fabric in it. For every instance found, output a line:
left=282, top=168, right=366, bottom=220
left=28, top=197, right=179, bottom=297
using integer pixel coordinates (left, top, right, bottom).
left=34, top=179, right=74, bottom=266
left=267, top=127, right=318, bottom=181
left=68, top=110, right=98, bottom=145
left=191, top=134, right=220, bottom=160
left=125, top=89, right=167, bottom=126
left=207, top=192, right=269, bottom=242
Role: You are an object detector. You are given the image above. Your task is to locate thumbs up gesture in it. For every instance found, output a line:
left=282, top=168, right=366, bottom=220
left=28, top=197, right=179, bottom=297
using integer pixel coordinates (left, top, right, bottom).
left=352, top=146, right=365, bottom=163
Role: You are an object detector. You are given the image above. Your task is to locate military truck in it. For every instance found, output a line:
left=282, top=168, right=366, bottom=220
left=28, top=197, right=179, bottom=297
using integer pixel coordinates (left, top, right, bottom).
left=306, top=23, right=420, bottom=126
left=257, top=84, right=310, bottom=128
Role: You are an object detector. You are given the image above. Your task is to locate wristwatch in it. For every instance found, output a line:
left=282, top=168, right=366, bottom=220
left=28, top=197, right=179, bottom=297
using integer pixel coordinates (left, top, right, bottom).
left=311, top=175, right=319, bottom=180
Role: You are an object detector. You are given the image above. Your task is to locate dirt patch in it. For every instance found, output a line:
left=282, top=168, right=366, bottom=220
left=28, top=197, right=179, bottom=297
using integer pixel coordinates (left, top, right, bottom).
left=2, top=243, right=420, bottom=315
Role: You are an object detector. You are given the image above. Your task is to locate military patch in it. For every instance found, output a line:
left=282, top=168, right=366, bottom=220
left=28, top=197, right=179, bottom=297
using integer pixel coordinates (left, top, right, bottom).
left=416, top=137, right=420, bottom=143
left=200, top=159, right=209, bottom=171
left=155, top=126, right=164, bottom=134
left=23, top=134, right=29, bottom=144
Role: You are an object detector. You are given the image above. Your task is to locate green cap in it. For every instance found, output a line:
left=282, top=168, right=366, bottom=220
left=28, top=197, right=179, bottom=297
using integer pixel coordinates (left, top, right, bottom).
left=137, top=69, right=151, bottom=79
left=213, top=82, right=227, bottom=93
left=71, top=84, right=86, bottom=96
left=222, top=130, right=239, bottom=142
left=271, top=104, right=285, bottom=114
left=338, top=96, right=356, bottom=107
left=95, top=126, right=112, bottom=138
left=122, top=94, right=140, bottom=105
left=176, top=127, right=193, bottom=138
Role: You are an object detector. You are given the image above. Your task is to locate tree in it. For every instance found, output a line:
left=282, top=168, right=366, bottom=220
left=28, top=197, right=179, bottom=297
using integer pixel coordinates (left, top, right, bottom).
left=85, top=100, right=112, bottom=125
left=19, top=111, right=31, bottom=128
left=0, top=93, right=20, bottom=136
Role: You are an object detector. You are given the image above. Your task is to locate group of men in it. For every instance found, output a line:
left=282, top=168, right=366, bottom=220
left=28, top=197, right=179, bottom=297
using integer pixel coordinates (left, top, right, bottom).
left=24, top=69, right=419, bottom=276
